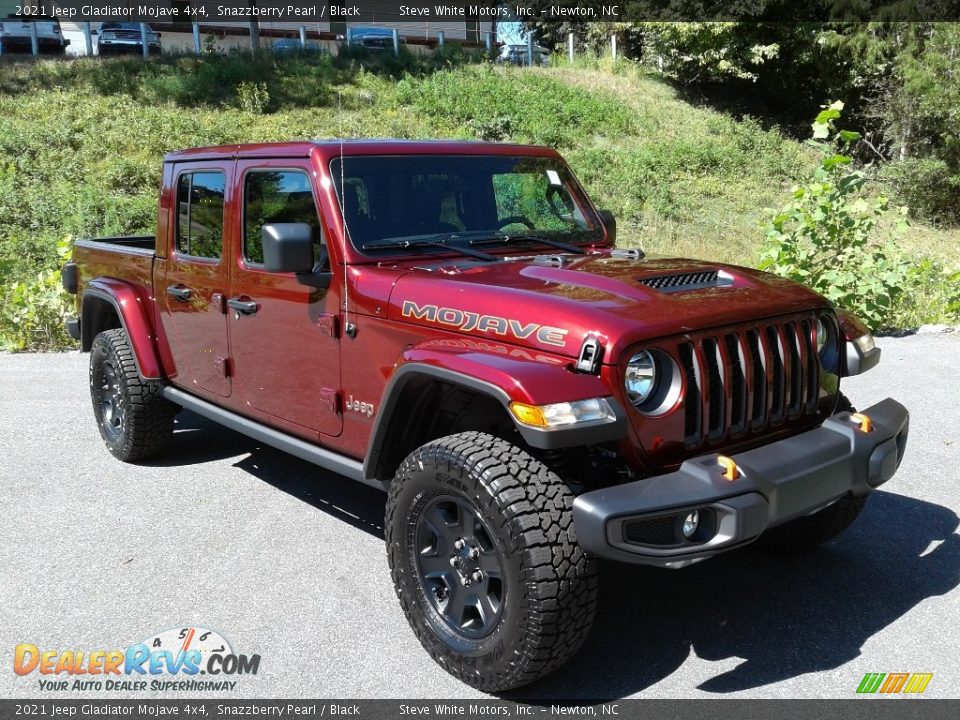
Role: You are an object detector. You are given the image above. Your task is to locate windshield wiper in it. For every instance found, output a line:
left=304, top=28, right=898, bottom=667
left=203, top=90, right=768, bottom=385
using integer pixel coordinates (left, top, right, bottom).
left=360, top=236, right=500, bottom=262
left=468, top=230, right=597, bottom=255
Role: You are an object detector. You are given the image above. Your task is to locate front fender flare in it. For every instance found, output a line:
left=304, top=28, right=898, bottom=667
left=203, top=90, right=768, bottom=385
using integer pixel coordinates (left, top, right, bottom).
left=363, top=347, right=628, bottom=481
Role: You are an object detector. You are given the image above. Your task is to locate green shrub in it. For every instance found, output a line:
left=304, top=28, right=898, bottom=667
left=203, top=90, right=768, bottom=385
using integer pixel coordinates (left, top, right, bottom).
left=236, top=80, right=270, bottom=114
left=890, top=257, right=960, bottom=328
left=0, top=238, right=74, bottom=352
left=394, top=64, right=635, bottom=147
left=883, top=157, right=960, bottom=226
left=759, top=102, right=910, bottom=330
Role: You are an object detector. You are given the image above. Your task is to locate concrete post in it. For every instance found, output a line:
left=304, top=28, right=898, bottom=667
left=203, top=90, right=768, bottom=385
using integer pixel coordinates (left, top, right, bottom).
left=392, top=28, right=399, bottom=57
left=568, top=32, right=574, bottom=62
left=192, top=22, right=201, bottom=54
left=485, top=30, right=492, bottom=57
left=30, top=21, right=39, bottom=56
left=527, top=32, right=533, bottom=66
left=299, top=25, right=306, bottom=49
left=83, top=21, right=93, bottom=56
left=140, top=23, right=149, bottom=58
left=437, top=30, right=444, bottom=50
left=345, top=26, right=352, bottom=48
left=611, top=34, right=617, bottom=60
left=249, top=21, right=259, bottom=51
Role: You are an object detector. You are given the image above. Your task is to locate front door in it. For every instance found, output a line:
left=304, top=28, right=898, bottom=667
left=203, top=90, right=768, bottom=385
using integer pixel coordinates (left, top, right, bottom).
left=227, top=160, right=342, bottom=437
left=160, top=163, right=232, bottom=398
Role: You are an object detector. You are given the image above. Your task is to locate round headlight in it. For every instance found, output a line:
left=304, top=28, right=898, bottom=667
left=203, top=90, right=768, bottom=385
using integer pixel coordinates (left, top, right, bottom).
left=625, top=350, right=657, bottom=406
left=816, top=317, right=828, bottom=354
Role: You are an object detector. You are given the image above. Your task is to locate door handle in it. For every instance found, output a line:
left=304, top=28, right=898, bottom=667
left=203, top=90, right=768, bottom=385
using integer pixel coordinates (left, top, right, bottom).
left=227, top=297, right=258, bottom=315
left=166, top=285, right=192, bottom=302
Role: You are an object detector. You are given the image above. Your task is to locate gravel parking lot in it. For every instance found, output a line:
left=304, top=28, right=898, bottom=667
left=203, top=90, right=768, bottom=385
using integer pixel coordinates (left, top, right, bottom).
left=2, top=334, right=959, bottom=699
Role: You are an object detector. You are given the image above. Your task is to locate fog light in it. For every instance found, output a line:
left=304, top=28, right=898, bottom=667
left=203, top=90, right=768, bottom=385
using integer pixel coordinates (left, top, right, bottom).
left=682, top=510, right=700, bottom=538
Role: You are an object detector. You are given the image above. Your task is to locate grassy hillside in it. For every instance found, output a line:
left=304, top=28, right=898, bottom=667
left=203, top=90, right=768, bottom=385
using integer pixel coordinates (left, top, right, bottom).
left=0, top=51, right=957, bottom=349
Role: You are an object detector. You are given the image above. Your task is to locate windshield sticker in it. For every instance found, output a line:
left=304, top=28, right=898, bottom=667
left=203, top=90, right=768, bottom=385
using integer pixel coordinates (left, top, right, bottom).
left=546, top=169, right=562, bottom=186
left=402, top=301, right=568, bottom=348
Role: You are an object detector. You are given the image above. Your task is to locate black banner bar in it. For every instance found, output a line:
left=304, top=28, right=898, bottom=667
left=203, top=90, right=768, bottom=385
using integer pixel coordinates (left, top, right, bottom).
left=1, top=700, right=959, bottom=720
left=9, top=1, right=960, bottom=23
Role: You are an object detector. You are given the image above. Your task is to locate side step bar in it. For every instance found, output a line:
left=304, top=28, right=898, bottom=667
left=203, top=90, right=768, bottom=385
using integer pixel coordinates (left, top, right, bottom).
left=163, top=386, right=387, bottom=492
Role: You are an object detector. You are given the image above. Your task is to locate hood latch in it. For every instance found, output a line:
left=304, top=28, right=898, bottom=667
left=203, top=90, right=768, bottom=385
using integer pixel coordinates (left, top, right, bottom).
left=576, top=336, right=604, bottom=374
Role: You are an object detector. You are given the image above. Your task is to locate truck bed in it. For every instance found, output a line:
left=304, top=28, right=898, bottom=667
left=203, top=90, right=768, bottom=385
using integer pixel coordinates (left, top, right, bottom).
left=72, top=236, right=156, bottom=304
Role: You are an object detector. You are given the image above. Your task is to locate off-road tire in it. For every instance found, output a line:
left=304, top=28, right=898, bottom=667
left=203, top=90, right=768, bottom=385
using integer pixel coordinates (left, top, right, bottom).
left=385, top=431, right=598, bottom=692
left=90, top=328, right=175, bottom=462
left=756, top=391, right=866, bottom=552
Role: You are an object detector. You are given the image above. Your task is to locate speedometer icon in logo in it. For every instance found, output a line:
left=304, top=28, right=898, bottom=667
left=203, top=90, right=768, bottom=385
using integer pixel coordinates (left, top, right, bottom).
left=142, top=626, right=233, bottom=671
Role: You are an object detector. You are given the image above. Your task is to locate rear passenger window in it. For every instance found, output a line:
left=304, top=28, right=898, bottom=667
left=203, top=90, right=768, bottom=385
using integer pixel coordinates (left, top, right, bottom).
left=243, top=170, right=323, bottom=266
left=176, top=172, right=225, bottom=260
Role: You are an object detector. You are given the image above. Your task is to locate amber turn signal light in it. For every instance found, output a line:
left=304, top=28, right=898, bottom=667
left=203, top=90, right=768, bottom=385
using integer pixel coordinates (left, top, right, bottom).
left=717, top=455, right=740, bottom=481
left=850, top=412, right=873, bottom=433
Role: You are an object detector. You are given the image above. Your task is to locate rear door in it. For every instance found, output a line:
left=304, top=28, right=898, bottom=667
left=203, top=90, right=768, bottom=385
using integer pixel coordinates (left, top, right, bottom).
left=227, top=159, right=342, bottom=437
left=160, top=162, right=232, bottom=398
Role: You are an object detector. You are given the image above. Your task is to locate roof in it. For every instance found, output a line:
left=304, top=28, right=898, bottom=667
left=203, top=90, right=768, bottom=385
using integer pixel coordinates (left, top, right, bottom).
left=163, top=139, right=560, bottom=163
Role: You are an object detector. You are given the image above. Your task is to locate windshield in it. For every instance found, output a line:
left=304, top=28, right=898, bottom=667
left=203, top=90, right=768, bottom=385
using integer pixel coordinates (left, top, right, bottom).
left=329, top=155, right=602, bottom=255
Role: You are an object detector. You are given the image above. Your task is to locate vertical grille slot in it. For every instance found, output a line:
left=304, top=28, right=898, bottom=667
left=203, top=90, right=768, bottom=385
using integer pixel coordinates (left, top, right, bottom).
left=679, top=342, right=702, bottom=447
left=786, top=322, right=804, bottom=416
left=801, top=319, right=819, bottom=410
left=724, top=333, right=747, bottom=434
left=746, top=329, right=767, bottom=429
left=702, top=337, right=724, bottom=440
left=765, top=325, right=786, bottom=424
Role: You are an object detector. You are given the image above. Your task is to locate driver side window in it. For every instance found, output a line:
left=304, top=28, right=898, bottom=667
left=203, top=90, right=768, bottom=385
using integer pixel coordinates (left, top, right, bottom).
left=243, top=170, right=325, bottom=266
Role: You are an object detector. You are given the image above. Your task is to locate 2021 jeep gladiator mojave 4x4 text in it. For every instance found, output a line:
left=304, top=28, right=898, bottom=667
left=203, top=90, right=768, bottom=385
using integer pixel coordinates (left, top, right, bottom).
left=64, top=140, right=909, bottom=691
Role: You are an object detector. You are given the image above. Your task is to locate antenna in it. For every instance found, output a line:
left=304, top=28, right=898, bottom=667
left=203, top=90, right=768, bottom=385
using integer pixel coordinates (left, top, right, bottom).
left=339, top=91, right=357, bottom=338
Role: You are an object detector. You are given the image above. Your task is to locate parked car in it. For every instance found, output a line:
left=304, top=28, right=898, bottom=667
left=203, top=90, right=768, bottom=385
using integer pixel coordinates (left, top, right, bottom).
left=498, top=42, right=550, bottom=66
left=63, top=140, right=909, bottom=693
left=345, top=25, right=404, bottom=51
left=271, top=38, right=326, bottom=54
left=96, top=22, right=160, bottom=55
left=0, top=16, right=69, bottom=54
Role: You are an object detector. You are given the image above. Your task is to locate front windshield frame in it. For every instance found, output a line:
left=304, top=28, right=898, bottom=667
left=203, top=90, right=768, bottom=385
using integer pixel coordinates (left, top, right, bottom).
left=328, top=154, right=605, bottom=258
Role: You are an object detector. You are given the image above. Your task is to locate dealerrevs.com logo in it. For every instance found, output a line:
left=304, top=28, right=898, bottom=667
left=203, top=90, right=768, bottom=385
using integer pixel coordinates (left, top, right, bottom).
left=14, top=627, right=260, bottom=692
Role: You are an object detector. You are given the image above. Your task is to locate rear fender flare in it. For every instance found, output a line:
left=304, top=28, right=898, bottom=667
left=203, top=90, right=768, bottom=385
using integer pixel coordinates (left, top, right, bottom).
left=82, top=280, right=164, bottom=379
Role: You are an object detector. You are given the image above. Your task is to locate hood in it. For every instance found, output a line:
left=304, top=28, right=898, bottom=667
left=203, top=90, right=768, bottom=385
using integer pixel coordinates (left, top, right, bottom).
left=387, top=253, right=829, bottom=362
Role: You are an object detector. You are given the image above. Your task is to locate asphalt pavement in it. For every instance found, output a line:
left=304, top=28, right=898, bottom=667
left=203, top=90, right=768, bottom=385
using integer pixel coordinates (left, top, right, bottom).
left=2, top=334, right=959, bottom=699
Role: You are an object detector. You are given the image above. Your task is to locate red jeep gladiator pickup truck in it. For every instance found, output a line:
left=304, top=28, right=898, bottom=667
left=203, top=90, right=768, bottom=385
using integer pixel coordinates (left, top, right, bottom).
left=63, top=140, right=909, bottom=691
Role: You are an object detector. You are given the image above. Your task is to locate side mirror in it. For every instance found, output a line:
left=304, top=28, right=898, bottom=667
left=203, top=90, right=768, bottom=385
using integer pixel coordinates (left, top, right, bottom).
left=597, top=209, right=616, bottom=244
left=262, top=223, right=314, bottom=273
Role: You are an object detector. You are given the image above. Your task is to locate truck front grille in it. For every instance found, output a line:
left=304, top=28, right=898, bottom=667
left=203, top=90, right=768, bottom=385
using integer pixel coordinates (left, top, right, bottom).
left=678, top=316, right=821, bottom=448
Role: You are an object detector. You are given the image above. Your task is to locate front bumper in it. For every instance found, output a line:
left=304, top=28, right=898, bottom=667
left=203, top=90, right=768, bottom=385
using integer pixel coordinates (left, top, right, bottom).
left=99, top=40, right=161, bottom=53
left=573, top=398, right=909, bottom=567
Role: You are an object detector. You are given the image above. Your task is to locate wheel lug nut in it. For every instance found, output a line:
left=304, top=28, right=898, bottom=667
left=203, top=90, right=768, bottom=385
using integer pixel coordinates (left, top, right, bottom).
left=472, top=571, right=483, bottom=582
left=449, top=557, right=458, bottom=567
left=469, top=548, right=479, bottom=559
left=454, top=538, right=465, bottom=550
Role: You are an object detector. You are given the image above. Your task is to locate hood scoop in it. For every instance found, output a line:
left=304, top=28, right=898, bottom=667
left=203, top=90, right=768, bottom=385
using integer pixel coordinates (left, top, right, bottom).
left=637, top=269, right=733, bottom=293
